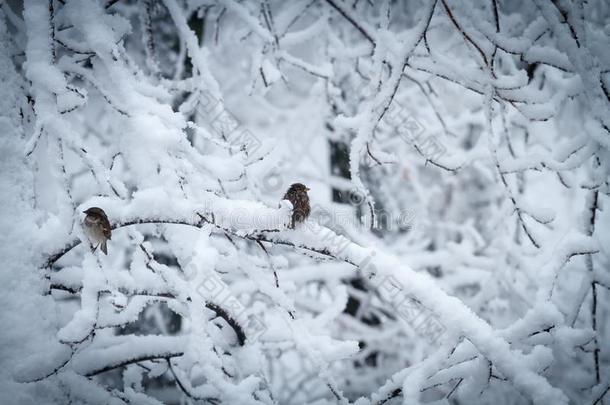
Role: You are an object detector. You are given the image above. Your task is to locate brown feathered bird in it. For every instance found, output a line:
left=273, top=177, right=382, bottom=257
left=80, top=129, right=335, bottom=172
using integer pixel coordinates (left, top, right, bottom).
left=83, top=207, right=112, bottom=255
left=283, top=183, right=310, bottom=229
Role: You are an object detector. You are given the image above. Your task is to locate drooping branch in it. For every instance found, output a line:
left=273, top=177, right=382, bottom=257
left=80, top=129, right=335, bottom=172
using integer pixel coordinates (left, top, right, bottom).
left=42, top=193, right=568, bottom=404
left=49, top=283, right=248, bottom=346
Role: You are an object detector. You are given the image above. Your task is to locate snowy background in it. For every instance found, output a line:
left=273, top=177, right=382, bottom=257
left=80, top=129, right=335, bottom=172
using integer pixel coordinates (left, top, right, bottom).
left=0, top=0, right=609, bottom=404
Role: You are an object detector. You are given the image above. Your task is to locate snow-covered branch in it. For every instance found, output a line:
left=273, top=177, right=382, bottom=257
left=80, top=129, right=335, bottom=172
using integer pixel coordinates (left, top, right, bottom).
left=2, top=0, right=609, bottom=403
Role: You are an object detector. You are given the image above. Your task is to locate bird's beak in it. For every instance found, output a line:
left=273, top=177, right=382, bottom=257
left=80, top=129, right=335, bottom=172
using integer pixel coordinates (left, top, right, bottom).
left=306, top=187, right=310, bottom=191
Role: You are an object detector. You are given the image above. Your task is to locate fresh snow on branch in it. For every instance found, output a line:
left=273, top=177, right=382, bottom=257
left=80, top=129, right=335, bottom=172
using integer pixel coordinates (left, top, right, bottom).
left=1, top=0, right=609, bottom=404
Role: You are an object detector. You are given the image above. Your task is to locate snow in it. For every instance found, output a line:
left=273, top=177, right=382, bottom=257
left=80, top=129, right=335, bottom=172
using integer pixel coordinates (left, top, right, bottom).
left=1, top=0, right=610, bottom=404
left=261, top=59, right=282, bottom=85
left=71, top=335, right=186, bottom=377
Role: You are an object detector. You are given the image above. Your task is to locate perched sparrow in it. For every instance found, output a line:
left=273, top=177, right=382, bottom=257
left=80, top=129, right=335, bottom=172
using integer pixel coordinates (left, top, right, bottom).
left=83, top=207, right=112, bottom=255
left=283, top=183, right=311, bottom=229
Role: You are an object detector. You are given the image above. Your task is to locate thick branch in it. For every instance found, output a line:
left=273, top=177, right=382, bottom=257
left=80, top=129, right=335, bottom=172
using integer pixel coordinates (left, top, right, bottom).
left=42, top=196, right=567, bottom=404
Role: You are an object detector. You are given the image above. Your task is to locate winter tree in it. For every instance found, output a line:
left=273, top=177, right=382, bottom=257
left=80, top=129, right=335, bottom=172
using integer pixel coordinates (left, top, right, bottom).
left=0, top=0, right=609, bottom=404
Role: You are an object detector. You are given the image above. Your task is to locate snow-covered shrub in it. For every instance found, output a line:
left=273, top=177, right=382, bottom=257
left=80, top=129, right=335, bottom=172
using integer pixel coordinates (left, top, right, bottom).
left=0, top=0, right=608, bottom=404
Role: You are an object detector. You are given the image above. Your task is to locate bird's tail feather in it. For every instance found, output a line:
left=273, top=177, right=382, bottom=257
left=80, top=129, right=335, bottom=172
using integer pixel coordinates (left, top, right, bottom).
left=101, top=241, right=108, bottom=255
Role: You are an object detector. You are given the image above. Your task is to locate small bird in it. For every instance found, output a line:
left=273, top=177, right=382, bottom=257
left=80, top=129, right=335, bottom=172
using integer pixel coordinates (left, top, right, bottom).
left=82, top=207, right=112, bottom=255
left=282, top=183, right=311, bottom=229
